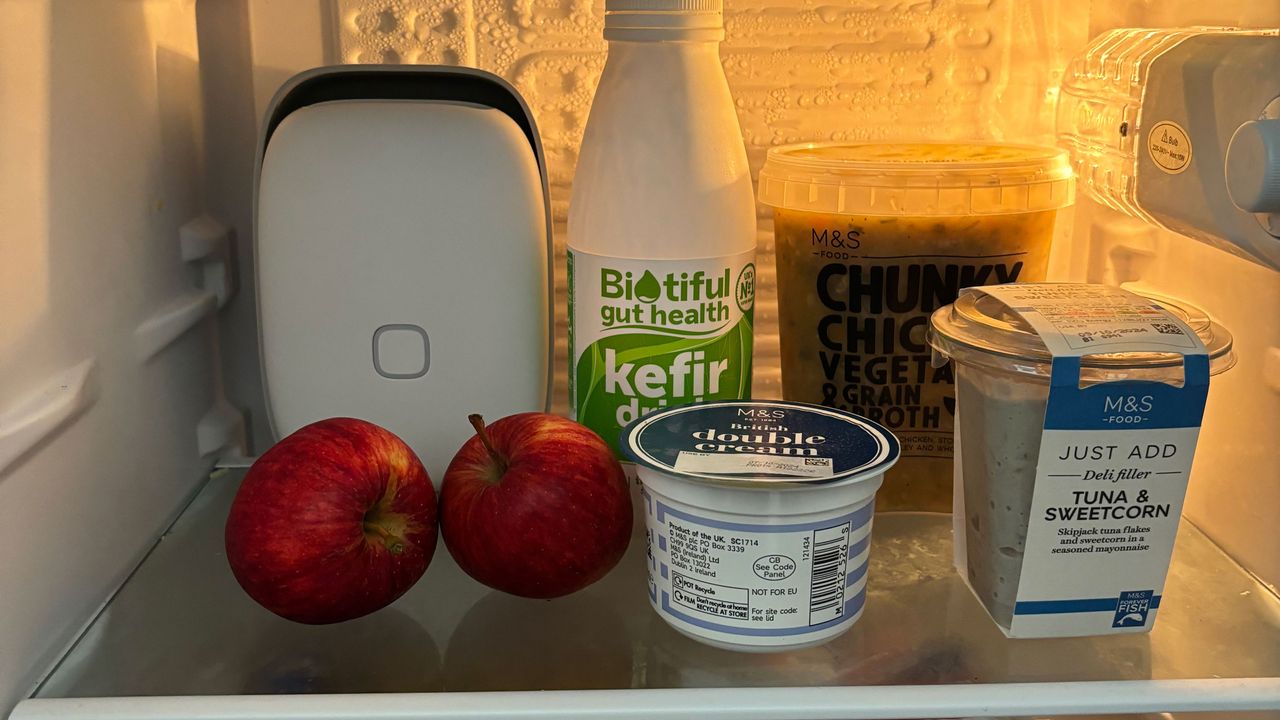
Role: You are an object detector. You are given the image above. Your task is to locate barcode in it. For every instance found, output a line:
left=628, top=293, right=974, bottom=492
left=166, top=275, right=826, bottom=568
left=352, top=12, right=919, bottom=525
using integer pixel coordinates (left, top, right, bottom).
left=808, top=523, right=850, bottom=626
left=1152, top=322, right=1185, bottom=336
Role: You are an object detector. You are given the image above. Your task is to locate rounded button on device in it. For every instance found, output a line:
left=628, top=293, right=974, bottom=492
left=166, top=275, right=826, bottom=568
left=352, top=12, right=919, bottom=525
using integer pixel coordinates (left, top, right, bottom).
left=372, top=324, right=430, bottom=379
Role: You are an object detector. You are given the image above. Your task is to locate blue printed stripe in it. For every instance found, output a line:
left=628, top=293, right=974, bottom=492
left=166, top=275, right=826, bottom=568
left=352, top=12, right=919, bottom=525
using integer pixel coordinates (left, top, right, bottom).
left=847, top=534, right=870, bottom=560
left=656, top=499, right=873, bottom=533
left=660, top=586, right=867, bottom=637
left=1014, top=595, right=1162, bottom=616
left=845, top=560, right=868, bottom=588
left=1043, top=357, right=1208, bottom=431
left=660, top=563, right=668, bottom=579
left=658, top=535, right=667, bottom=551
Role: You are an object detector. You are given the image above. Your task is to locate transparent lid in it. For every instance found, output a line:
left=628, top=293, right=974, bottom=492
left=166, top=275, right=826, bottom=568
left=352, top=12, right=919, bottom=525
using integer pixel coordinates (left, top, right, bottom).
left=757, top=142, right=1075, bottom=216
left=928, top=289, right=1235, bottom=378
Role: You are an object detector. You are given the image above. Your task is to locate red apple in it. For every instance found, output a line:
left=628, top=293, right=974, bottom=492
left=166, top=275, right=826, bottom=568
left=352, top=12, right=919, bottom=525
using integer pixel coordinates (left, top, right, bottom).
left=440, top=413, right=631, bottom=598
left=225, top=417, right=437, bottom=624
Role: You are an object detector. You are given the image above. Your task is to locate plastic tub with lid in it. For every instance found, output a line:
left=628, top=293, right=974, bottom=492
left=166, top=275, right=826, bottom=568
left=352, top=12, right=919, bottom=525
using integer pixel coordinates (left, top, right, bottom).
left=757, top=142, right=1075, bottom=513
left=621, top=400, right=899, bottom=652
left=927, top=286, right=1235, bottom=631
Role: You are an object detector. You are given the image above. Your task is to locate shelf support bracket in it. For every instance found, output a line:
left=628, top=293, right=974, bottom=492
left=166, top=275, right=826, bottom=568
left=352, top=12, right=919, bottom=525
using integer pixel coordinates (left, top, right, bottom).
left=0, top=359, right=98, bottom=478
left=134, top=216, right=235, bottom=362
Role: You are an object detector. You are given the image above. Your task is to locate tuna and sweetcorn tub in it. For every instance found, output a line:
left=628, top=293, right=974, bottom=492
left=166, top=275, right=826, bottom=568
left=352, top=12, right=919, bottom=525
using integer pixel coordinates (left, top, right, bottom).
left=927, top=283, right=1235, bottom=638
left=622, top=400, right=900, bottom=652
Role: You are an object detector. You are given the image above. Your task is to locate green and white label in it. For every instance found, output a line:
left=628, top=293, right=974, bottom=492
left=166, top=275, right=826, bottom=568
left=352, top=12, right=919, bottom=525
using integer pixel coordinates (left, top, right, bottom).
left=568, top=246, right=756, bottom=456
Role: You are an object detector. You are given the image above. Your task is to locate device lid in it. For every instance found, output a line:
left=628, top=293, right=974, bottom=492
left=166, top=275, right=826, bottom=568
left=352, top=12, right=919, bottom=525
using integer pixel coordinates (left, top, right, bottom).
left=758, top=142, right=1075, bottom=216
left=254, top=66, right=553, bottom=482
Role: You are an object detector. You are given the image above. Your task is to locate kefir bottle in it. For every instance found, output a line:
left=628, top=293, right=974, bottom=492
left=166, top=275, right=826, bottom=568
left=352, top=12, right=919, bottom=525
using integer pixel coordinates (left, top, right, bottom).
left=567, top=0, right=757, bottom=455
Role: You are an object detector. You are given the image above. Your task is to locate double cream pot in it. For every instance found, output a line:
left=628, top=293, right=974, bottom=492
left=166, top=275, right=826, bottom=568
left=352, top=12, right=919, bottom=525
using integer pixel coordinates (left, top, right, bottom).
left=622, top=400, right=900, bottom=652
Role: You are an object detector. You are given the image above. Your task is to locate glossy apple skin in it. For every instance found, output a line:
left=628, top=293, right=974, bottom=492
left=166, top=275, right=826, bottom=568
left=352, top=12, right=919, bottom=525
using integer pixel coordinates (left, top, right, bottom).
left=225, top=418, right=437, bottom=624
left=440, top=413, right=631, bottom=598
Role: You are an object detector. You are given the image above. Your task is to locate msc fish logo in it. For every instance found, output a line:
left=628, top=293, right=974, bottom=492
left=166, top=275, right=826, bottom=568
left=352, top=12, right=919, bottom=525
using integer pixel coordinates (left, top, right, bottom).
left=1112, top=590, right=1155, bottom=628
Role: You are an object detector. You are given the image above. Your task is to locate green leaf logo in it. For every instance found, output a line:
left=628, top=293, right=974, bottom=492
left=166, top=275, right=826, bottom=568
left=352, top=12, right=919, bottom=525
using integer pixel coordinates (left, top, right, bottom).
left=635, top=270, right=661, bottom=303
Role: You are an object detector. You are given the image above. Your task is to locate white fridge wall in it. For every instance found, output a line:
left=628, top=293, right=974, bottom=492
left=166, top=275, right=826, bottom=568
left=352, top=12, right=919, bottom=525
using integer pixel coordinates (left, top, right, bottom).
left=0, top=0, right=225, bottom=713
left=195, top=0, right=270, bottom=452
left=1142, top=224, right=1280, bottom=592
left=1065, top=0, right=1280, bottom=588
left=1058, top=198, right=1280, bottom=589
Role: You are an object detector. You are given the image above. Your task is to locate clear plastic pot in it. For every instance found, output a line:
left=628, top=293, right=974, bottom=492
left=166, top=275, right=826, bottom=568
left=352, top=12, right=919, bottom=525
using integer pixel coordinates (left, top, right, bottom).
left=928, top=289, right=1235, bottom=627
left=758, top=142, right=1075, bottom=512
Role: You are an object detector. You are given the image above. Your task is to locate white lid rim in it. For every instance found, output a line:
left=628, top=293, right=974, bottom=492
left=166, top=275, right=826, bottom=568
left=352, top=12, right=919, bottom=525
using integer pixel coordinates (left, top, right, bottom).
left=622, top=400, right=901, bottom=489
left=762, top=141, right=1072, bottom=174
left=757, top=142, right=1076, bottom=215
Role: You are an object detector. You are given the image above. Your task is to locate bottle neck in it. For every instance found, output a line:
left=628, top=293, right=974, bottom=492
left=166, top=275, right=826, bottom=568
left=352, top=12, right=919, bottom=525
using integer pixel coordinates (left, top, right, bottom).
left=603, top=12, right=724, bottom=42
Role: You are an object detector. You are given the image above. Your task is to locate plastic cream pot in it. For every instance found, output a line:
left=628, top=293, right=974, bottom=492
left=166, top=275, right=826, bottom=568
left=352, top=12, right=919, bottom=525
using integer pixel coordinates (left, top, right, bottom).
left=622, top=400, right=900, bottom=652
left=757, top=143, right=1074, bottom=513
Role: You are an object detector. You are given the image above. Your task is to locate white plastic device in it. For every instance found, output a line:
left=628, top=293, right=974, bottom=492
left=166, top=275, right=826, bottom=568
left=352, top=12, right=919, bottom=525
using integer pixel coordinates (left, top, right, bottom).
left=255, top=66, right=553, bottom=481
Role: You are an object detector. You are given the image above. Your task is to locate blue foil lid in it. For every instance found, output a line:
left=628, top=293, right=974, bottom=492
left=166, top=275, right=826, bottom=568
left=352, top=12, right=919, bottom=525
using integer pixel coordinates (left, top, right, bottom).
left=622, top=400, right=900, bottom=486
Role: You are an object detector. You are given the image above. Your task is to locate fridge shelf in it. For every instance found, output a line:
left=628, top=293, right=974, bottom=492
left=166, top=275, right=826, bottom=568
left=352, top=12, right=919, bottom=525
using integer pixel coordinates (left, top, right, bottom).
left=14, top=468, right=1280, bottom=720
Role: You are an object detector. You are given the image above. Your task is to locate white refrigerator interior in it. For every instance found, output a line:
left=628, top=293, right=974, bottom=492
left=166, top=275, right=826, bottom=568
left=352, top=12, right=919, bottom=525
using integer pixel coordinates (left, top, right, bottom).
left=1, top=1, right=1277, bottom=719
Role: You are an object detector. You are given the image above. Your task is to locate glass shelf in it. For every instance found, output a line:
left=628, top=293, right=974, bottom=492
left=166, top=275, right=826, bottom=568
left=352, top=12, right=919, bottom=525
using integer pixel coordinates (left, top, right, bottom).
left=22, top=468, right=1280, bottom=719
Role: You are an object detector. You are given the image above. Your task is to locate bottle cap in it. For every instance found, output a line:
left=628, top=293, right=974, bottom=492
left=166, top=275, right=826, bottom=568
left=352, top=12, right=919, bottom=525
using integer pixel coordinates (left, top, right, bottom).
left=604, top=0, right=723, bottom=39
left=606, top=0, right=721, bottom=10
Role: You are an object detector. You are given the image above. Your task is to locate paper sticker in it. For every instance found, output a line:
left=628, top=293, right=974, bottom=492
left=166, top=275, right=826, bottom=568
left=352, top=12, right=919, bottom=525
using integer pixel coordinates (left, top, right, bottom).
left=972, top=283, right=1204, bottom=358
left=673, top=450, right=834, bottom=478
left=1148, top=120, right=1192, bottom=175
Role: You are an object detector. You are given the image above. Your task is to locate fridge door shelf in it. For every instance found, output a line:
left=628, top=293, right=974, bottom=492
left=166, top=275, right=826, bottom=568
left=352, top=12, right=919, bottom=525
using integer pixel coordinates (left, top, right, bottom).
left=13, top=468, right=1280, bottom=720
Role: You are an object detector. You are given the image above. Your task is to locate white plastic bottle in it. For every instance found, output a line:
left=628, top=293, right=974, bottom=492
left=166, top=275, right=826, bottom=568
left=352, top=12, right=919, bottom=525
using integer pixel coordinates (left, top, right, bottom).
left=567, top=0, right=757, bottom=455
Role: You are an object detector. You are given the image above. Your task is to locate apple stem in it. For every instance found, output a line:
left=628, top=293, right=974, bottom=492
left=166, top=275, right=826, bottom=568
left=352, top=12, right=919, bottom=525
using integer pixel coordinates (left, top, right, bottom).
left=468, top=414, right=507, bottom=475
left=364, top=523, right=405, bottom=555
